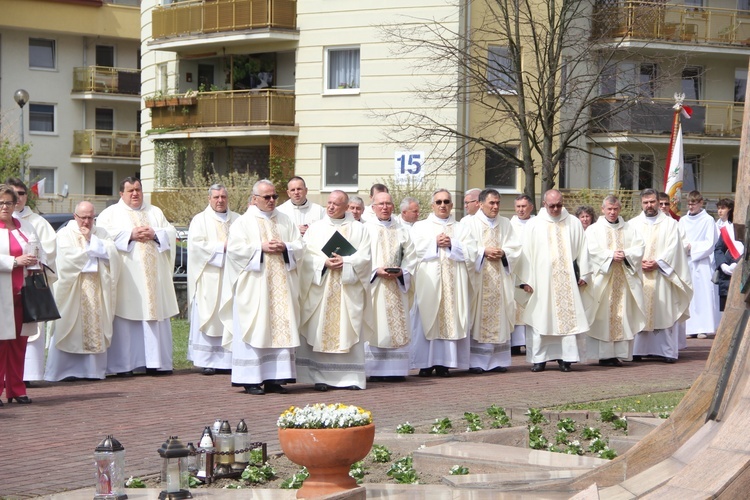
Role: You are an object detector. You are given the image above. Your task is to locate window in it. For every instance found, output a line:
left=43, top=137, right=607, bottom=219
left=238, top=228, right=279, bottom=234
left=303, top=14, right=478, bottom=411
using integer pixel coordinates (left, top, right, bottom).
left=488, top=46, right=517, bottom=93
left=96, top=45, right=115, bottom=67
left=600, top=61, right=657, bottom=97
left=485, top=147, right=517, bottom=189
left=325, top=48, right=360, bottom=92
left=96, top=108, right=114, bottom=131
left=29, top=38, right=55, bottom=69
left=30, top=168, right=55, bottom=195
left=29, top=104, right=55, bottom=133
left=735, top=68, right=747, bottom=103
left=324, top=145, right=359, bottom=187
left=681, top=66, right=702, bottom=101
left=157, top=63, right=169, bottom=93
left=683, top=155, right=701, bottom=192
left=95, top=171, right=114, bottom=196
left=558, top=151, right=568, bottom=189
left=618, top=154, right=654, bottom=190
left=639, top=64, right=657, bottom=98
left=198, top=64, right=214, bottom=89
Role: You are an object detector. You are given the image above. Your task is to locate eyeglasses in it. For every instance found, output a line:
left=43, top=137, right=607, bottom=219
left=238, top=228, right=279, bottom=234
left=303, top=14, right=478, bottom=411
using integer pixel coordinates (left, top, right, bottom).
left=374, top=202, right=394, bottom=207
left=546, top=203, right=563, bottom=209
left=464, top=199, right=478, bottom=205
left=15, top=191, right=26, bottom=196
left=74, top=213, right=94, bottom=221
left=434, top=199, right=452, bottom=205
left=255, top=194, right=279, bottom=201
left=0, top=201, right=15, bottom=207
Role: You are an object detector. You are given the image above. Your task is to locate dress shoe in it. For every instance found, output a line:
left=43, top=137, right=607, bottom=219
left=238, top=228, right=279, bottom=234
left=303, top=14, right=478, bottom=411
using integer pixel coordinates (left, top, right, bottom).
left=369, top=376, right=385, bottom=382
left=202, top=368, right=216, bottom=376
left=435, top=366, right=450, bottom=377
left=490, top=366, right=508, bottom=373
left=8, top=395, right=32, bottom=404
left=146, top=368, right=173, bottom=376
left=116, top=371, right=134, bottom=377
left=510, top=346, right=524, bottom=355
left=663, top=357, right=677, bottom=364
left=610, top=358, right=623, bottom=367
left=244, top=384, right=265, bottom=395
left=418, top=368, right=434, bottom=377
left=531, top=362, right=546, bottom=372
left=347, top=385, right=362, bottom=390
left=314, top=383, right=329, bottom=392
left=468, top=367, right=485, bottom=374
left=264, top=383, right=288, bottom=394
left=0, top=399, right=4, bottom=407
left=385, top=376, right=406, bottom=382
left=558, top=360, right=572, bottom=372
left=632, top=355, right=642, bottom=362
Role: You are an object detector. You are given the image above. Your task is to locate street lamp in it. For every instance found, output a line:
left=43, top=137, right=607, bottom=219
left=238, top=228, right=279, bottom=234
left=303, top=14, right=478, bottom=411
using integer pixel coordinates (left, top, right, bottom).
left=13, top=89, right=29, bottom=182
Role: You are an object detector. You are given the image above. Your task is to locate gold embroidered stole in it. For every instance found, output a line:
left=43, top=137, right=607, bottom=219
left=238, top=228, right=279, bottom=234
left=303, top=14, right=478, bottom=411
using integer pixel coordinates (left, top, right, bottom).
left=605, top=226, right=626, bottom=341
left=127, top=209, right=158, bottom=320
left=378, top=225, right=408, bottom=348
left=321, top=226, right=349, bottom=352
left=549, top=221, right=576, bottom=333
left=75, top=232, right=104, bottom=353
left=258, top=215, right=292, bottom=347
left=641, top=223, right=659, bottom=332
left=215, top=218, right=230, bottom=243
left=437, top=224, right=459, bottom=340
left=479, top=224, right=505, bottom=342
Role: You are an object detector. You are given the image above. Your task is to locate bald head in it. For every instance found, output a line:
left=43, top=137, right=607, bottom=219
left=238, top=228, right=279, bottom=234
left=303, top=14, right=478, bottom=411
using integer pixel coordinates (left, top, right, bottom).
left=74, top=201, right=96, bottom=231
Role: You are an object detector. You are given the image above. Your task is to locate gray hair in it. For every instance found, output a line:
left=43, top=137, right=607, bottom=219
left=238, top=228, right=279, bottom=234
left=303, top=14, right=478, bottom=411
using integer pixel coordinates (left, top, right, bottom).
left=640, top=188, right=658, bottom=199
left=400, top=196, right=418, bottom=212
left=252, top=179, right=276, bottom=195
left=601, top=195, right=620, bottom=208
left=208, top=183, right=227, bottom=196
left=432, top=188, right=452, bottom=202
left=464, top=188, right=481, bottom=197
left=349, top=195, right=364, bottom=207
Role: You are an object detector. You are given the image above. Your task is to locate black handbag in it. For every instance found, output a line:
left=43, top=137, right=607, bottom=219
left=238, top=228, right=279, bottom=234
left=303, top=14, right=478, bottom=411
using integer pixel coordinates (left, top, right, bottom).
left=21, top=266, right=61, bottom=323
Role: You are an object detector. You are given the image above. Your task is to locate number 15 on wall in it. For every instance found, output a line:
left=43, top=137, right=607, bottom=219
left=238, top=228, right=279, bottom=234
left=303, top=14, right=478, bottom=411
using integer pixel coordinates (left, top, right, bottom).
left=394, top=151, right=425, bottom=184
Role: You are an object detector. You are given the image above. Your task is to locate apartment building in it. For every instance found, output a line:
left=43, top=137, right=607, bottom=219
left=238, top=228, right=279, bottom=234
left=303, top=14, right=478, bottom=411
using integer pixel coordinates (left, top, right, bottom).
left=0, top=0, right=141, bottom=210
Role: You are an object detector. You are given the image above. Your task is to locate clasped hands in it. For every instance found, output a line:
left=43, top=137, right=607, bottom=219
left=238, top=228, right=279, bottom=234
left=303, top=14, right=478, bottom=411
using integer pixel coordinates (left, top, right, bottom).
left=642, top=259, right=658, bottom=272
left=325, top=252, right=344, bottom=270
left=262, top=239, right=286, bottom=254
left=130, top=226, right=156, bottom=243
left=484, top=246, right=505, bottom=261
left=436, top=233, right=452, bottom=248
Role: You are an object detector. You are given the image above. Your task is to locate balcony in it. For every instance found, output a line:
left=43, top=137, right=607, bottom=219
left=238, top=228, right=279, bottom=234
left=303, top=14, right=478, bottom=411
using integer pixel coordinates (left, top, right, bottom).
left=72, top=130, right=141, bottom=162
left=151, top=0, right=298, bottom=51
left=149, top=89, right=295, bottom=132
left=589, top=98, right=744, bottom=138
left=72, top=66, right=141, bottom=100
left=592, top=1, right=750, bottom=47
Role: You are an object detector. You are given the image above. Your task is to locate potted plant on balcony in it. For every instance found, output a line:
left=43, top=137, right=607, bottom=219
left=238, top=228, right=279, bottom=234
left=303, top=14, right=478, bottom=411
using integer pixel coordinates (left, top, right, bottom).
left=277, top=403, right=374, bottom=498
left=178, top=89, right=197, bottom=106
left=145, top=91, right=168, bottom=108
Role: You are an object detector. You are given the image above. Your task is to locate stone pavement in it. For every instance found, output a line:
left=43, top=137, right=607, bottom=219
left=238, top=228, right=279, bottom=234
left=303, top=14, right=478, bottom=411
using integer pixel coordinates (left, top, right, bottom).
left=0, top=340, right=711, bottom=498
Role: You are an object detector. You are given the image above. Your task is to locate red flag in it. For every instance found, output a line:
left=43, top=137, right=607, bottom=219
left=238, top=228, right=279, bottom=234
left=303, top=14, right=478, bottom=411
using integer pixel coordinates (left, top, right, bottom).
left=30, top=178, right=45, bottom=197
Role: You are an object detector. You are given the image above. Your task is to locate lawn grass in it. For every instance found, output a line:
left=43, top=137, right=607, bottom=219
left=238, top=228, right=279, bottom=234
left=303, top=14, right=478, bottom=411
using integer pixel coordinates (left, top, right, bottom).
left=172, top=318, right=193, bottom=371
left=549, top=390, right=687, bottom=416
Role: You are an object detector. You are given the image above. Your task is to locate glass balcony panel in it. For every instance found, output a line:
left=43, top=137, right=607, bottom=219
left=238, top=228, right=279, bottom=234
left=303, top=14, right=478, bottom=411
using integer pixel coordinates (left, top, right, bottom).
left=72, top=67, right=140, bottom=95
left=72, top=130, right=140, bottom=157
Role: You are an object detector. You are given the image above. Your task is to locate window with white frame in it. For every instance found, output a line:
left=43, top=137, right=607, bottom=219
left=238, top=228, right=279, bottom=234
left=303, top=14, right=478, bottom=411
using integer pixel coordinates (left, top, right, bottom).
left=326, top=47, right=360, bottom=92
left=735, top=68, right=747, bottom=103
left=485, top=146, right=517, bottom=189
left=324, top=145, right=359, bottom=187
left=681, top=66, right=703, bottom=101
left=29, top=104, right=55, bottom=133
left=96, top=108, right=114, bottom=130
left=487, top=46, right=517, bottom=93
left=29, top=38, right=56, bottom=69
left=30, top=168, right=55, bottom=195
left=157, top=63, right=169, bottom=94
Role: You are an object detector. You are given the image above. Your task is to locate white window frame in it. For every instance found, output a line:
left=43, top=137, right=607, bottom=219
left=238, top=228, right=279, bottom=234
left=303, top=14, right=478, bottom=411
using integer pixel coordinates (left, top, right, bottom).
left=322, top=144, right=359, bottom=190
left=487, top=46, right=517, bottom=95
left=29, top=167, right=56, bottom=196
left=324, top=46, right=360, bottom=95
left=28, top=103, right=57, bottom=135
left=29, top=38, right=56, bottom=70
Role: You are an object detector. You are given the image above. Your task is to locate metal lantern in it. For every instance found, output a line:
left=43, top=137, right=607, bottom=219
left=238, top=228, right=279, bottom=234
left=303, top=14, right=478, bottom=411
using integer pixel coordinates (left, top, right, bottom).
left=213, top=420, right=234, bottom=476
left=157, top=436, right=192, bottom=500
left=93, top=435, right=127, bottom=500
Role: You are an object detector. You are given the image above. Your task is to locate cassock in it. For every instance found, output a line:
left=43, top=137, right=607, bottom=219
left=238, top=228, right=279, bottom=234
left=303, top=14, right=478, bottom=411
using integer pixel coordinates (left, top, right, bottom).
left=15, top=207, right=56, bottom=382
left=363, top=217, right=417, bottom=378
left=97, top=200, right=179, bottom=373
left=45, top=225, right=120, bottom=381
left=218, top=206, right=304, bottom=386
left=630, top=211, right=692, bottom=359
left=187, top=206, right=240, bottom=370
left=276, top=199, right=325, bottom=231
left=410, top=214, right=470, bottom=371
left=679, top=209, right=720, bottom=335
left=583, top=217, right=646, bottom=362
left=297, top=212, right=372, bottom=389
left=509, top=215, right=534, bottom=348
left=520, top=208, right=590, bottom=364
left=462, top=212, right=521, bottom=370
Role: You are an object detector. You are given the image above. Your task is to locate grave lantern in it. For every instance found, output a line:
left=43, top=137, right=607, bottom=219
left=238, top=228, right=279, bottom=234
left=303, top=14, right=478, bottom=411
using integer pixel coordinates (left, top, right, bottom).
left=157, top=436, right=192, bottom=500
left=93, top=435, right=127, bottom=500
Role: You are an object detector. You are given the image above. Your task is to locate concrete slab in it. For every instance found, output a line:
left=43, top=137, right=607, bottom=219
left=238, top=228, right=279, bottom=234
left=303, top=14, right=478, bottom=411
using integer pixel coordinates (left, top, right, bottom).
left=443, top=468, right=587, bottom=489
left=626, top=417, right=664, bottom=438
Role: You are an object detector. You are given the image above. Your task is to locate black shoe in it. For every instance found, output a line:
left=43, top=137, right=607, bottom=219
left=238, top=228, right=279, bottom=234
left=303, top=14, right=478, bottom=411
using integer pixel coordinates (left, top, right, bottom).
left=314, top=383, right=329, bottom=392
left=610, top=358, right=623, bottom=367
left=8, top=395, right=32, bottom=404
left=146, top=368, right=173, bottom=376
left=531, top=363, right=546, bottom=372
left=560, top=362, right=572, bottom=372
left=385, top=376, right=406, bottom=382
left=202, top=368, right=216, bottom=376
left=664, top=357, right=677, bottom=364
left=418, top=368, right=434, bottom=377
left=244, top=384, right=265, bottom=395
left=435, top=366, right=450, bottom=377
left=116, top=371, right=134, bottom=377
left=632, top=355, right=642, bottom=362
left=369, top=376, right=385, bottom=382
left=265, top=383, right=289, bottom=394
left=490, top=366, right=508, bottom=373
left=0, top=399, right=4, bottom=407
left=347, top=385, right=362, bottom=390
left=510, top=346, right=524, bottom=355
left=468, top=367, right=485, bottom=374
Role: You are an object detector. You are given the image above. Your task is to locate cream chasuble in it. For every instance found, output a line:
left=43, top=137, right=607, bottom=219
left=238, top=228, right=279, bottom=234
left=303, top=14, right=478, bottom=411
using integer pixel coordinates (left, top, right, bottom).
left=52, top=225, right=121, bottom=354
left=461, top=213, right=521, bottom=344
left=583, top=217, right=646, bottom=343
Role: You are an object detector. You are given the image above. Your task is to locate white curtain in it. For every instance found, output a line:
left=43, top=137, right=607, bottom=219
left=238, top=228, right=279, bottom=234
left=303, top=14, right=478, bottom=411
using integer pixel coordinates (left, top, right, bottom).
left=329, top=49, right=360, bottom=89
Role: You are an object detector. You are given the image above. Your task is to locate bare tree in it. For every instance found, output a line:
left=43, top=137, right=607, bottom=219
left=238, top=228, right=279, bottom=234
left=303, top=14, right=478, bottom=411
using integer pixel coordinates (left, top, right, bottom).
left=380, top=0, right=680, bottom=202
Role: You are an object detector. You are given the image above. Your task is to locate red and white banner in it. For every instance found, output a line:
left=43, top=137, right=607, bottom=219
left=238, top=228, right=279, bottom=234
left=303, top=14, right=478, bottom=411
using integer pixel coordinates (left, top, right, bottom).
left=30, top=178, right=45, bottom=198
left=663, top=99, right=692, bottom=219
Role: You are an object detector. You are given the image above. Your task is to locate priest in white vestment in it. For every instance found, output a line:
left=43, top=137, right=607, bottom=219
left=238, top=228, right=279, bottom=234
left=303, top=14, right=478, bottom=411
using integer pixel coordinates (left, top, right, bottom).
left=678, top=191, right=720, bottom=338
left=298, top=190, right=373, bottom=391
left=187, top=185, right=239, bottom=375
left=276, top=176, right=325, bottom=236
left=461, top=189, right=521, bottom=373
left=219, top=180, right=304, bottom=395
left=45, top=202, right=120, bottom=381
left=97, top=177, right=179, bottom=375
left=7, top=178, right=56, bottom=383
left=363, top=192, right=418, bottom=381
left=630, top=189, right=693, bottom=362
left=360, top=183, right=389, bottom=223
left=410, top=189, right=470, bottom=377
left=519, top=190, right=590, bottom=373
left=395, top=197, right=420, bottom=228
left=582, top=196, right=645, bottom=366
left=462, top=188, right=482, bottom=221
left=509, top=194, right=535, bottom=353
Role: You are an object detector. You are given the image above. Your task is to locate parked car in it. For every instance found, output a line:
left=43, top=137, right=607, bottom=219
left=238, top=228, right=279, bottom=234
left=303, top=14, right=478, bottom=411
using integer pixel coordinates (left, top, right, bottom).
left=174, top=226, right=188, bottom=281
left=41, top=212, right=75, bottom=232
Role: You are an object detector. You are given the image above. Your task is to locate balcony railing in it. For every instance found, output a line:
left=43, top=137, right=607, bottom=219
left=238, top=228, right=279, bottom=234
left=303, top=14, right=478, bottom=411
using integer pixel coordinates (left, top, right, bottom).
left=593, top=1, right=750, bottom=46
left=72, top=130, right=141, bottom=158
left=72, top=66, right=141, bottom=95
left=149, top=89, right=295, bottom=130
left=152, top=0, right=297, bottom=40
left=590, top=98, right=744, bottom=137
